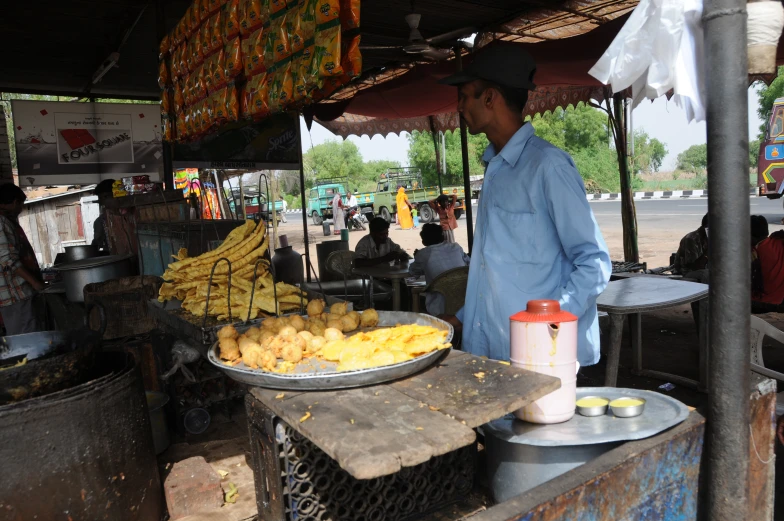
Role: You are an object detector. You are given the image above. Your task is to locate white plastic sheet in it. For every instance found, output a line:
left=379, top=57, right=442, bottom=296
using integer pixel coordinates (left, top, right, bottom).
left=589, top=0, right=706, bottom=123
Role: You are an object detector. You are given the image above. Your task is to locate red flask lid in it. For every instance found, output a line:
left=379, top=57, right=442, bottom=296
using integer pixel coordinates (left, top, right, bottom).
left=510, top=299, right=578, bottom=323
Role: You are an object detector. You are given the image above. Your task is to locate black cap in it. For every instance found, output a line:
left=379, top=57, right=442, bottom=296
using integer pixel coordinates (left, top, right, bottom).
left=439, top=43, right=537, bottom=90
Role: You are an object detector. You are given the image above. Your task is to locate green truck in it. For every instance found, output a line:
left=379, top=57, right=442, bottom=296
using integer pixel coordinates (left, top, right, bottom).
left=372, top=168, right=465, bottom=224
left=307, top=179, right=374, bottom=225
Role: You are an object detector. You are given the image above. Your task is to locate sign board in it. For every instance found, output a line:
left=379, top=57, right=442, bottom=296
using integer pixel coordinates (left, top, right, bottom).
left=11, top=101, right=162, bottom=186
left=172, top=113, right=300, bottom=170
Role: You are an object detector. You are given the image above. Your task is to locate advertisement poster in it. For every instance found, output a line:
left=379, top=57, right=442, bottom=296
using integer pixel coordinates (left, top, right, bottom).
left=11, top=101, right=162, bottom=186
left=172, top=113, right=299, bottom=170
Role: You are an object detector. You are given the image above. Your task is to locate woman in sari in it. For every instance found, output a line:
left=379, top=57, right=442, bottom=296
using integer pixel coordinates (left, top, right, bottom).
left=332, top=191, right=345, bottom=235
left=396, top=186, right=414, bottom=230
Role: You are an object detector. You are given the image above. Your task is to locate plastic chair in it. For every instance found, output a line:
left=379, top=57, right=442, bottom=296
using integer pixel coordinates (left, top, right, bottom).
left=325, top=251, right=358, bottom=302
left=423, top=266, right=470, bottom=316
left=749, top=315, right=784, bottom=416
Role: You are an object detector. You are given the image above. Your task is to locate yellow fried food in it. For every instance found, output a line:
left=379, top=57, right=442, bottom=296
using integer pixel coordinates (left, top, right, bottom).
left=259, top=329, right=275, bottom=344
left=217, top=324, right=239, bottom=340
left=329, top=302, right=348, bottom=316
left=242, top=343, right=267, bottom=368
left=310, top=336, right=327, bottom=354
left=282, top=341, right=304, bottom=363
left=324, top=327, right=344, bottom=342
left=360, top=308, right=379, bottom=327
left=278, top=325, right=297, bottom=338
left=218, top=338, right=240, bottom=361
left=259, top=349, right=277, bottom=371
left=340, top=313, right=360, bottom=333
left=326, top=319, right=344, bottom=332
left=307, top=298, right=325, bottom=316
left=262, top=317, right=278, bottom=330
left=238, top=337, right=261, bottom=356
left=245, top=326, right=262, bottom=342
left=309, top=321, right=326, bottom=337
left=289, top=314, right=306, bottom=332
left=297, top=330, right=314, bottom=350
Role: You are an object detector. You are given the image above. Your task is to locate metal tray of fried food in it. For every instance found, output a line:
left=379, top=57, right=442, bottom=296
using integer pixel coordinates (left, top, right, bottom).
left=148, top=291, right=345, bottom=350
left=207, top=311, right=453, bottom=390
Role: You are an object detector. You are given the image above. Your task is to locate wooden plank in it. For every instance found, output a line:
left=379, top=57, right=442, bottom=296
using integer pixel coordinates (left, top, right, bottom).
left=44, top=203, right=61, bottom=264
left=251, top=386, right=476, bottom=480
left=390, top=351, right=561, bottom=428
left=67, top=205, right=79, bottom=241
left=34, top=205, right=49, bottom=265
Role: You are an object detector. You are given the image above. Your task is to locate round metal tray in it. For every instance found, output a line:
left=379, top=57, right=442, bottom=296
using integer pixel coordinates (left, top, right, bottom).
left=207, top=311, right=453, bottom=390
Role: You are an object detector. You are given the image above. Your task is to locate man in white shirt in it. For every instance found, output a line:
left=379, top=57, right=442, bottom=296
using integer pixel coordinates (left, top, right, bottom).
left=345, top=191, right=359, bottom=228
left=354, top=217, right=409, bottom=268
left=409, top=224, right=470, bottom=315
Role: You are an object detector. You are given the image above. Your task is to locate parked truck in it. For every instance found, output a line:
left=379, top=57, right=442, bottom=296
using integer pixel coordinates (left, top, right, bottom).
left=372, top=168, right=465, bottom=224
left=758, top=96, right=784, bottom=205
left=227, top=188, right=283, bottom=223
left=307, top=179, right=374, bottom=225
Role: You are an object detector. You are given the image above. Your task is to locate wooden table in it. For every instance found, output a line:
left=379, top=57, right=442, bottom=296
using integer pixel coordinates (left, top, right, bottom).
left=250, top=350, right=560, bottom=480
left=597, top=277, right=709, bottom=390
left=354, top=263, right=413, bottom=311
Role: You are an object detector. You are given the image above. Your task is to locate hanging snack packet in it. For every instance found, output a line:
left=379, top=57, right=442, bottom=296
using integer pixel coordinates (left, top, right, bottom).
left=160, top=88, right=172, bottom=114
left=177, top=43, right=189, bottom=77
left=300, top=43, right=317, bottom=90
left=207, top=0, right=222, bottom=15
left=211, top=48, right=228, bottom=90
left=240, top=0, right=267, bottom=36
left=339, top=0, right=359, bottom=30
left=209, top=11, right=223, bottom=54
left=341, top=33, right=361, bottom=78
left=162, top=115, right=174, bottom=142
left=289, top=11, right=304, bottom=54
left=199, top=22, right=211, bottom=60
left=240, top=84, right=250, bottom=119
left=211, top=89, right=228, bottom=124
left=174, top=80, right=186, bottom=113
left=315, top=0, right=339, bottom=26
left=300, top=0, right=316, bottom=42
left=270, top=0, right=287, bottom=15
left=189, top=3, right=201, bottom=35
left=225, top=84, right=239, bottom=121
left=249, top=73, right=270, bottom=119
left=314, top=25, right=343, bottom=77
left=204, top=54, right=215, bottom=93
left=193, top=64, right=208, bottom=100
left=224, top=37, right=243, bottom=78
left=158, top=60, right=170, bottom=89
left=199, top=0, right=210, bottom=22
left=276, top=63, right=294, bottom=110
left=272, top=13, right=291, bottom=63
left=159, top=34, right=170, bottom=59
left=291, top=56, right=305, bottom=102
left=247, top=27, right=266, bottom=76
left=223, top=0, right=240, bottom=39
left=263, top=26, right=276, bottom=71
left=177, top=111, right=188, bottom=141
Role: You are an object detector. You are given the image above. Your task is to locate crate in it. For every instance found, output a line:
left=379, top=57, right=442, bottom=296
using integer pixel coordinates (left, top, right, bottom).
left=246, top=395, right=475, bottom=521
left=84, top=276, right=163, bottom=339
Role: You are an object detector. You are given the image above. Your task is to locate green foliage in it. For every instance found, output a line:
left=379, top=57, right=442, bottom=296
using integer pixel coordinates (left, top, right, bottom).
left=749, top=138, right=761, bottom=168
left=676, top=144, right=708, bottom=172
left=407, top=130, right=488, bottom=187
left=302, top=139, right=365, bottom=185
left=756, top=67, right=784, bottom=140
left=571, top=146, right=622, bottom=194
left=631, top=131, right=667, bottom=174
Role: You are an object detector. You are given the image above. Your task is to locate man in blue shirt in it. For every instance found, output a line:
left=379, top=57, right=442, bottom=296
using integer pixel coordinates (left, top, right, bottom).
left=439, top=44, right=611, bottom=366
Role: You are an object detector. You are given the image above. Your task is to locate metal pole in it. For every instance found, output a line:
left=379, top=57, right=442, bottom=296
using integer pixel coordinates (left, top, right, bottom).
left=296, top=116, right=312, bottom=282
left=703, top=0, right=750, bottom=519
left=239, top=175, right=246, bottom=220
left=429, top=116, right=443, bottom=194
left=454, top=47, right=474, bottom=254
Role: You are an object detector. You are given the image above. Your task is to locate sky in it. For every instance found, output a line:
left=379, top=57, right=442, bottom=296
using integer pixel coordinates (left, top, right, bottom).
left=301, top=85, right=766, bottom=172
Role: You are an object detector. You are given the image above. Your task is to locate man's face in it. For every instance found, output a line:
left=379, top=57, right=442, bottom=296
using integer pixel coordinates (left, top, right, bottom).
left=370, top=228, right=389, bottom=244
left=457, top=81, right=492, bottom=135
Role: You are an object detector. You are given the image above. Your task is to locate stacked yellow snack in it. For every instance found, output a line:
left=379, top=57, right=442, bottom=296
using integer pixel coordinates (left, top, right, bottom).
left=216, top=301, right=450, bottom=373
left=157, top=220, right=308, bottom=320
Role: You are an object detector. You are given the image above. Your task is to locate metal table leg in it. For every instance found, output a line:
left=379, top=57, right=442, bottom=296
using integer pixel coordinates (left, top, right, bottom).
left=630, top=313, right=643, bottom=374
left=604, top=313, right=625, bottom=387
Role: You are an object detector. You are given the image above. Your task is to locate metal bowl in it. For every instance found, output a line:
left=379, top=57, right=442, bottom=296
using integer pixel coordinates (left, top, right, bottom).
left=609, top=397, right=647, bottom=418
left=575, top=396, right=610, bottom=417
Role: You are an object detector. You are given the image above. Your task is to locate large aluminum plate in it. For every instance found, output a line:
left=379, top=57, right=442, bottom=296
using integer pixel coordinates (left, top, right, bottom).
left=207, top=311, right=453, bottom=390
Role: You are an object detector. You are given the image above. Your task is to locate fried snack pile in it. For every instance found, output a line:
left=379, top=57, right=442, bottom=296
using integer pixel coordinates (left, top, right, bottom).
left=217, top=302, right=450, bottom=373
left=158, top=220, right=308, bottom=320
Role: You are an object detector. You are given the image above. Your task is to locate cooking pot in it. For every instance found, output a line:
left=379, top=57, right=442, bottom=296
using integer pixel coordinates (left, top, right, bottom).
left=62, top=245, right=98, bottom=263
left=56, top=255, right=134, bottom=302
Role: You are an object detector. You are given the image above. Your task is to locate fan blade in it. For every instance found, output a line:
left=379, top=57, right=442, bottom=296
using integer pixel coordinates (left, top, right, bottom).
left=360, top=45, right=405, bottom=50
left=421, top=47, right=452, bottom=61
left=427, top=27, right=477, bottom=45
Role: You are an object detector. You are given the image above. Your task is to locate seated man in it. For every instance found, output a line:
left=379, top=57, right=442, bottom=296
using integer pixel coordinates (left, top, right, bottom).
left=409, top=224, right=470, bottom=315
left=354, top=217, right=409, bottom=268
left=673, top=213, right=709, bottom=278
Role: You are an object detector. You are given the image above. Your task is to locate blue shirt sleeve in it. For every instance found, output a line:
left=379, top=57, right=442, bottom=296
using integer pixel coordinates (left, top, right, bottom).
left=543, top=165, right=611, bottom=317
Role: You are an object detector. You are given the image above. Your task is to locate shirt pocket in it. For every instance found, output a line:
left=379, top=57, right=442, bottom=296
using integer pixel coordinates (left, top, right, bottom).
left=489, top=206, right=539, bottom=264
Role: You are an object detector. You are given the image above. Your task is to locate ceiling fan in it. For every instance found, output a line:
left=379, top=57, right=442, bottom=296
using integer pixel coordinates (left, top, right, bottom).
left=360, top=8, right=475, bottom=62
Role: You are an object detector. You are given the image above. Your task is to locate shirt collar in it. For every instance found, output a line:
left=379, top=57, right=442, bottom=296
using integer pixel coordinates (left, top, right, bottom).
left=481, top=123, right=535, bottom=168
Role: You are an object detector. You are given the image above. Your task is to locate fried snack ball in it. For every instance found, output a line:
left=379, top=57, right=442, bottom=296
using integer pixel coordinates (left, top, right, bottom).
left=329, top=302, right=348, bottom=316
left=289, top=314, right=306, bottom=332
left=340, top=312, right=360, bottom=332
left=324, top=327, right=344, bottom=342
left=242, top=343, right=266, bottom=368
left=259, top=329, right=275, bottom=344
left=307, top=298, right=325, bottom=317
left=238, top=336, right=260, bottom=356
left=310, top=336, right=327, bottom=353
left=297, top=330, right=314, bottom=351
left=262, top=335, right=287, bottom=358
left=278, top=325, right=298, bottom=338
left=245, top=326, right=262, bottom=342
left=326, top=318, right=344, bottom=332
left=281, top=336, right=305, bottom=363
left=325, top=313, right=343, bottom=323
left=360, top=308, right=379, bottom=328
left=218, top=338, right=240, bottom=361
left=262, top=317, right=279, bottom=331
left=309, top=319, right=326, bottom=337
left=259, top=349, right=277, bottom=371
left=217, top=324, right=238, bottom=340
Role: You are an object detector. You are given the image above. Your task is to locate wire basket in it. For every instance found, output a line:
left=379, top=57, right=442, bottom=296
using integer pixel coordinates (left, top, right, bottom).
left=84, top=276, right=163, bottom=339
left=247, top=395, right=475, bottom=521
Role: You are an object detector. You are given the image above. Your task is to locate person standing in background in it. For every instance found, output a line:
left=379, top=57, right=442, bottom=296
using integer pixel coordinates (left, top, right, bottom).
left=0, top=183, right=45, bottom=335
left=428, top=194, right=458, bottom=243
left=91, top=179, right=116, bottom=253
left=332, top=190, right=345, bottom=236
left=396, top=187, right=414, bottom=230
